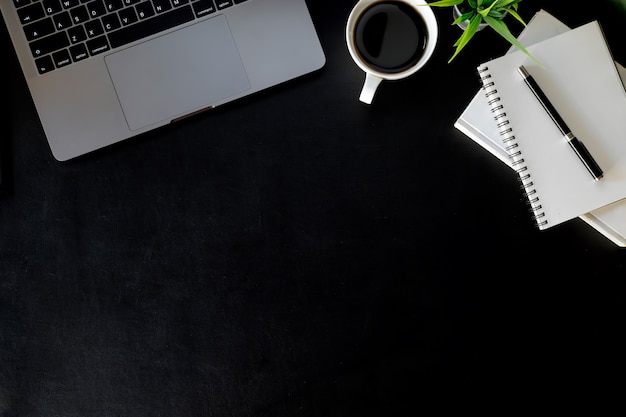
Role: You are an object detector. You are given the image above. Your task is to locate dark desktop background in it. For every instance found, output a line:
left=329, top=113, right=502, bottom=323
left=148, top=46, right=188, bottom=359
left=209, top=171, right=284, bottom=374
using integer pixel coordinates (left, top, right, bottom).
left=2, top=0, right=626, bottom=414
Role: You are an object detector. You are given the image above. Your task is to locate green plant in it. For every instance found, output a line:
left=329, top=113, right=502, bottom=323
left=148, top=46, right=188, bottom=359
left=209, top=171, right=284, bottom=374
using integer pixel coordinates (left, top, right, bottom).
left=425, top=0, right=540, bottom=64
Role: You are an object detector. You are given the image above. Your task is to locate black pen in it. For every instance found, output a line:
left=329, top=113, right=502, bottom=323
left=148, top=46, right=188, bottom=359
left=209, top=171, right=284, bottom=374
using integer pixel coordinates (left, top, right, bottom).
left=517, top=65, right=604, bottom=181
left=0, top=135, right=3, bottom=193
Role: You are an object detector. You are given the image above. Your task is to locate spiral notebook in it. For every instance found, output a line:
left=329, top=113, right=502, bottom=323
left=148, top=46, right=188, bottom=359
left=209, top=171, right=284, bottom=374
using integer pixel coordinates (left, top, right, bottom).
left=477, top=20, right=626, bottom=230
left=456, top=10, right=626, bottom=246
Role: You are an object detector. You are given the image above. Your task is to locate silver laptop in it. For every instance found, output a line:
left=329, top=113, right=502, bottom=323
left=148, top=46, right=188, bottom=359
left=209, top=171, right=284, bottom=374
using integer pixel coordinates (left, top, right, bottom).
left=1, top=0, right=325, bottom=161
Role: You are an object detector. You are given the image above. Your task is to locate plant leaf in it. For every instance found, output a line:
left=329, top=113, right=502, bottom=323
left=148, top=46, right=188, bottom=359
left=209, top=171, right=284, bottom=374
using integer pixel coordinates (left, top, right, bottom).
left=483, top=15, right=543, bottom=66
left=423, top=0, right=464, bottom=6
left=493, top=0, right=518, bottom=9
left=505, top=8, right=527, bottom=27
left=453, top=11, right=476, bottom=25
left=448, top=14, right=483, bottom=63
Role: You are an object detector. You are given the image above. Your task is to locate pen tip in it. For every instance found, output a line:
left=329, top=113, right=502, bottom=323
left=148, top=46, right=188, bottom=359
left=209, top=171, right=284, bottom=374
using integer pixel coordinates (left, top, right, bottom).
left=517, top=65, right=529, bottom=78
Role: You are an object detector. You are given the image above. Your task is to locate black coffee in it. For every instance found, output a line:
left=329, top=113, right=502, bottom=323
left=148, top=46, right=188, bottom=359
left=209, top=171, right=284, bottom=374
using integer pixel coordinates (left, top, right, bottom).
left=354, top=1, right=428, bottom=73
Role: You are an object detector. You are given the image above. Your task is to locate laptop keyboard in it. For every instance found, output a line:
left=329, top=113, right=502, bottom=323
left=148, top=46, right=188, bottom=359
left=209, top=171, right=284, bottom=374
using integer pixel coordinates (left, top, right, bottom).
left=13, top=0, right=249, bottom=74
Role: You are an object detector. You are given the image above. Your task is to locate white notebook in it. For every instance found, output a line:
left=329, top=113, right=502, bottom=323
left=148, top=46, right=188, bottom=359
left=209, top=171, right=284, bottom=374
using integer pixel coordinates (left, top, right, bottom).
left=455, top=10, right=626, bottom=246
left=477, top=20, right=626, bottom=230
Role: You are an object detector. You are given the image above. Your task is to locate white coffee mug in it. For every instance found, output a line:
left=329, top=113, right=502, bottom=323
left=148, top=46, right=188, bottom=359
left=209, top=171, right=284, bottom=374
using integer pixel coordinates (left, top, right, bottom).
left=346, top=0, right=438, bottom=104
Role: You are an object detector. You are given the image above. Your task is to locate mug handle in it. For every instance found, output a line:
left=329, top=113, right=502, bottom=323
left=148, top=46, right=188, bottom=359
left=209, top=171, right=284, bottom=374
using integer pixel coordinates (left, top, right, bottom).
left=359, top=73, right=383, bottom=104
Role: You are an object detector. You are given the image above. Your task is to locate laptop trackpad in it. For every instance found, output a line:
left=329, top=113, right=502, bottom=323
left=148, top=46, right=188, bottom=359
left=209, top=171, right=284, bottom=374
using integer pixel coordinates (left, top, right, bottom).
left=105, top=15, right=250, bottom=131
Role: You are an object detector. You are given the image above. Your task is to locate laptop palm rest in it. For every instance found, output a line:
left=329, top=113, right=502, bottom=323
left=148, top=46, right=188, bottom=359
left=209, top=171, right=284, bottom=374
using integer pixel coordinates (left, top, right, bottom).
left=105, top=15, right=251, bottom=131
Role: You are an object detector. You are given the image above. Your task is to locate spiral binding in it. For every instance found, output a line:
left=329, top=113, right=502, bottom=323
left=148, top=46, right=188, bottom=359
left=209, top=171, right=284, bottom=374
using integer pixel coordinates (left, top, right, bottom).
left=477, top=66, right=548, bottom=228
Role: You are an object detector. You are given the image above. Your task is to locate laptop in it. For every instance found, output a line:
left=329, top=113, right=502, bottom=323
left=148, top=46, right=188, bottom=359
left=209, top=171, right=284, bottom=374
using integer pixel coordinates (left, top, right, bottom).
left=1, top=0, right=325, bottom=161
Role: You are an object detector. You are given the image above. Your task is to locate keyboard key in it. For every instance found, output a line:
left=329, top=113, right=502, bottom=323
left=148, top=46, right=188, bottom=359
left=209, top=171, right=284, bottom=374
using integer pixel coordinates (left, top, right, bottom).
left=85, top=19, right=104, bottom=37
left=60, top=0, right=81, bottom=9
left=153, top=0, right=172, bottom=13
left=30, top=31, right=69, bottom=57
left=69, top=43, right=89, bottom=60
left=86, top=0, right=107, bottom=18
left=52, top=49, right=72, bottom=67
left=86, top=35, right=110, bottom=54
left=136, top=1, right=155, bottom=19
left=14, top=0, right=32, bottom=8
left=70, top=5, right=89, bottom=24
left=192, top=0, right=215, bottom=17
left=118, top=7, right=138, bottom=25
left=42, top=0, right=63, bottom=15
left=17, top=2, right=45, bottom=24
left=53, top=11, right=73, bottom=30
left=104, top=0, right=123, bottom=12
left=35, top=55, right=54, bottom=74
left=23, top=17, right=55, bottom=41
left=107, top=5, right=193, bottom=48
left=102, top=13, right=121, bottom=31
left=215, top=0, right=232, bottom=10
left=68, top=25, right=87, bottom=42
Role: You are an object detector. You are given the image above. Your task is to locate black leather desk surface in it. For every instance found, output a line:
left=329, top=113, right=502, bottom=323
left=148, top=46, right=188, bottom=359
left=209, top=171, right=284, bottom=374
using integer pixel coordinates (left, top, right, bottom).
left=2, top=0, right=626, bottom=413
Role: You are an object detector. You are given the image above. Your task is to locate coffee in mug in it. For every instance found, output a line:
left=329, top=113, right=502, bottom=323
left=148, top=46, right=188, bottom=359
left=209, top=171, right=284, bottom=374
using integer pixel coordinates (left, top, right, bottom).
left=346, top=0, right=438, bottom=104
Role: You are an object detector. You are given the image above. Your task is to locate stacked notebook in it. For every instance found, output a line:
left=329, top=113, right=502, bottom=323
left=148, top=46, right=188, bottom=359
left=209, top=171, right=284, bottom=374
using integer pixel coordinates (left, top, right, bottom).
left=455, top=10, right=626, bottom=247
